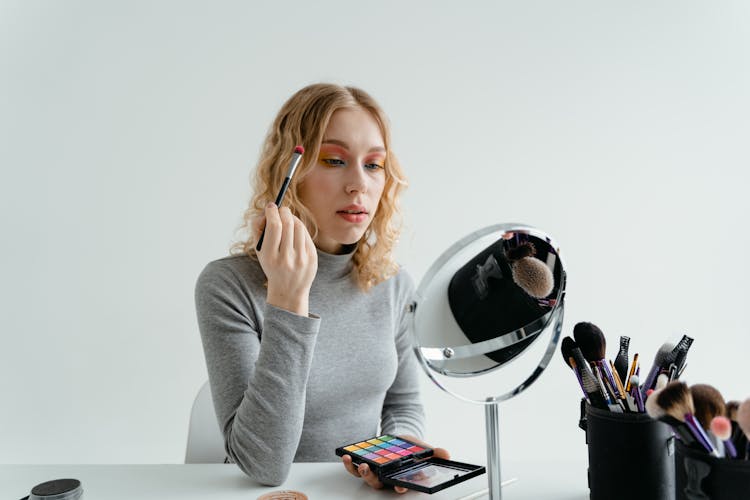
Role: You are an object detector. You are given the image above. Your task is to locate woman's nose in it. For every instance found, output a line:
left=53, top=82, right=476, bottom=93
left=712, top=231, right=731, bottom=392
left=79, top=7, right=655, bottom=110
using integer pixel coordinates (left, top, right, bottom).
left=344, top=164, right=368, bottom=194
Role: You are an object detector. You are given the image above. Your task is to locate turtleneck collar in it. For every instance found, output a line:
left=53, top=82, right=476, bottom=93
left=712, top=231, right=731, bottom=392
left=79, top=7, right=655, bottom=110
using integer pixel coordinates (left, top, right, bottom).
left=315, top=244, right=356, bottom=282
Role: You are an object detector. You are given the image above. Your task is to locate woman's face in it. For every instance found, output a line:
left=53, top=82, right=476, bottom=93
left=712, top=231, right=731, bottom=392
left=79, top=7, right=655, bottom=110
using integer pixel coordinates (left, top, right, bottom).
left=298, top=106, right=387, bottom=254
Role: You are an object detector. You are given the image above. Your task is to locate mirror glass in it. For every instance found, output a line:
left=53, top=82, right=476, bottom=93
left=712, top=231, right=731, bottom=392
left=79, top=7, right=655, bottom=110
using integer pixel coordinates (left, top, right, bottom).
left=411, top=224, right=566, bottom=402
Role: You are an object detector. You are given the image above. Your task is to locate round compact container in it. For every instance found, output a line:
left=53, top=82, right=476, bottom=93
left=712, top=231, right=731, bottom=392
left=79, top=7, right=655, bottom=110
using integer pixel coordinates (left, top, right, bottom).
left=22, top=479, right=83, bottom=500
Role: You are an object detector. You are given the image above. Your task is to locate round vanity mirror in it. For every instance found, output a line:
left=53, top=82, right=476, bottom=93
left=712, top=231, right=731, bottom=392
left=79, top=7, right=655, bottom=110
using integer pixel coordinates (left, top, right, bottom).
left=409, top=223, right=566, bottom=499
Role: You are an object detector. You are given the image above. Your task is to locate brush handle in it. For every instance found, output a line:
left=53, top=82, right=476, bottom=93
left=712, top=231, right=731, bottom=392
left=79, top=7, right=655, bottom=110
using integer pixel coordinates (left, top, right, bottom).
left=573, top=349, right=608, bottom=409
left=661, top=415, right=697, bottom=446
left=723, top=438, right=738, bottom=459
left=614, top=336, right=630, bottom=383
left=625, top=353, right=639, bottom=392
left=255, top=177, right=292, bottom=251
left=570, top=364, right=588, bottom=400
left=598, top=359, right=621, bottom=399
left=684, top=413, right=720, bottom=457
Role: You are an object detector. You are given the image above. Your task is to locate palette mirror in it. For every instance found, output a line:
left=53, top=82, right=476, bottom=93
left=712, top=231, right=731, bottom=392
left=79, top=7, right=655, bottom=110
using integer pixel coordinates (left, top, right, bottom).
left=409, top=223, right=566, bottom=499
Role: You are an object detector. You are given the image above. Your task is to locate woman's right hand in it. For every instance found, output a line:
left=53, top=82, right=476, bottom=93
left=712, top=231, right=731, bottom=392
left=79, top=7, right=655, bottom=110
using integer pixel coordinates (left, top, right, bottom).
left=254, top=203, right=318, bottom=316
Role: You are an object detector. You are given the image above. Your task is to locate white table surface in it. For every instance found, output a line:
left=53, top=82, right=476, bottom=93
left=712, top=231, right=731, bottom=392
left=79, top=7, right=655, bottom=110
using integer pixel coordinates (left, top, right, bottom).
left=1, top=460, right=589, bottom=500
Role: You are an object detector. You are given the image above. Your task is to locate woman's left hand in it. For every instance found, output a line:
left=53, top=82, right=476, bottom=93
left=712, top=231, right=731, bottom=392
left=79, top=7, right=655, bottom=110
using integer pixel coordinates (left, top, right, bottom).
left=341, top=435, right=450, bottom=494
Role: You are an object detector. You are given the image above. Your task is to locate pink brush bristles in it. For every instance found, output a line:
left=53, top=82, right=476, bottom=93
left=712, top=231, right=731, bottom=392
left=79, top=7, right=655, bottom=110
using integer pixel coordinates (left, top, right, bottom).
left=710, top=415, right=738, bottom=459
left=710, top=416, right=732, bottom=440
left=294, top=145, right=304, bottom=154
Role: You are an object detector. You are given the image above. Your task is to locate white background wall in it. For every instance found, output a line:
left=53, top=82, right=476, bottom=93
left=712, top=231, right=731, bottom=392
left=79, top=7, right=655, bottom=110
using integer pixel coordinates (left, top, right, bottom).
left=2, top=0, right=748, bottom=467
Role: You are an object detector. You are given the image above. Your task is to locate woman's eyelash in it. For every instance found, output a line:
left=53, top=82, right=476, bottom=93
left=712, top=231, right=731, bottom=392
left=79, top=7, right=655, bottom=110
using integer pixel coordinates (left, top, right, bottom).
left=322, top=158, right=384, bottom=170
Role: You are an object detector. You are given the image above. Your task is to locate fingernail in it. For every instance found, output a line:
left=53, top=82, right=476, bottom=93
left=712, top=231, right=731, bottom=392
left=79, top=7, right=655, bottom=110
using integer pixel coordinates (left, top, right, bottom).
left=266, top=202, right=275, bottom=208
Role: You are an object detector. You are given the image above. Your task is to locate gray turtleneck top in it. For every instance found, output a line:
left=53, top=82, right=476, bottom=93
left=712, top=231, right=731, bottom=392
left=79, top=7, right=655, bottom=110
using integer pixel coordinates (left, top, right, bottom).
left=195, top=249, right=424, bottom=486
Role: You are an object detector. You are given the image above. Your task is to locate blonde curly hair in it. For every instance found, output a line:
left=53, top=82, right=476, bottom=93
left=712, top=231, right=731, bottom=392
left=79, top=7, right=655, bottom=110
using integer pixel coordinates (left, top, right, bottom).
left=231, top=83, right=408, bottom=291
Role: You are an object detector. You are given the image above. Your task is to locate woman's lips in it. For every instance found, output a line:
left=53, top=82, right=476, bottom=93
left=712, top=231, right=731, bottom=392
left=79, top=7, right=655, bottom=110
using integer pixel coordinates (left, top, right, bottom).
left=336, top=211, right=368, bottom=223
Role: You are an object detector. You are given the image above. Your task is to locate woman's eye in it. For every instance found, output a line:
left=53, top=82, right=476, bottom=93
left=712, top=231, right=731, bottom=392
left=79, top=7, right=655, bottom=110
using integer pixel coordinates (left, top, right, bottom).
left=322, top=158, right=345, bottom=167
left=364, top=163, right=385, bottom=171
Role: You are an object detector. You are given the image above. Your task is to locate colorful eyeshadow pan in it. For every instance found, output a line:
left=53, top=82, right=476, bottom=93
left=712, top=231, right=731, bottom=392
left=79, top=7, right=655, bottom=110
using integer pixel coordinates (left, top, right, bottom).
left=335, top=435, right=433, bottom=470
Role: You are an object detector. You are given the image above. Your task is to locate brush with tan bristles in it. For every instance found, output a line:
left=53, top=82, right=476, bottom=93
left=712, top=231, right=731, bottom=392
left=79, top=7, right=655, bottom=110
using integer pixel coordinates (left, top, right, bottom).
left=645, top=386, right=697, bottom=447
left=655, top=381, right=720, bottom=457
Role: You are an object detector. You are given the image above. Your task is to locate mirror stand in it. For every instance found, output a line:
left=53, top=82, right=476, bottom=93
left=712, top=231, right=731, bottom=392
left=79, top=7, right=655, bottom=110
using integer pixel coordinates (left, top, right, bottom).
left=446, top=305, right=565, bottom=500
left=411, top=224, right=566, bottom=500
left=485, top=401, right=502, bottom=499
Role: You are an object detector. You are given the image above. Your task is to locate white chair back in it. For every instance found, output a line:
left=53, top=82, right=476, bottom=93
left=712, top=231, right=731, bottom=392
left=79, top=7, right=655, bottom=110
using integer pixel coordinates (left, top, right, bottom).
left=185, top=380, right=226, bottom=463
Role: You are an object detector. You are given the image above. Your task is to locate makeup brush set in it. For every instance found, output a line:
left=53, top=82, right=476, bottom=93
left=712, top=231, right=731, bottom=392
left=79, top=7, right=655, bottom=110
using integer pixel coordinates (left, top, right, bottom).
left=562, top=321, right=750, bottom=500
left=654, top=383, right=750, bottom=499
left=561, top=322, right=693, bottom=414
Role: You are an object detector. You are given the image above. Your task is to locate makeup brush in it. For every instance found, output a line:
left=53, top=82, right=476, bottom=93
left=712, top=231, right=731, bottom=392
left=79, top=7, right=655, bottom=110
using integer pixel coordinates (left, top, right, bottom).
left=613, top=336, right=630, bottom=384
left=641, top=341, right=676, bottom=396
left=690, top=384, right=726, bottom=430
left=727, top=400, right=740, bottom=421
left=573, top=322, right=620, bottom=399
left=737, top=399, right=750, bottom=459
left=691, top=384, right=728, bottom=457
left=256, top=145, right=305, bottom=251
left=672, top=335, right=694, bottom=359
left=625, top=353, right=639, bottom=392
left=726, top=400, right=748, bottom=457
left=561, top=336, right=587, bottom=398
left=629, top=375, right=645, bottom=412
left=570, top=346, right=609, bottom=409
left=656, top=382, right=719, bottom=457
left=560, top=336, right=577, bottom=367
left=645, top=386, right=694, bottom=444
left=710, top=416, right=738, bottom=459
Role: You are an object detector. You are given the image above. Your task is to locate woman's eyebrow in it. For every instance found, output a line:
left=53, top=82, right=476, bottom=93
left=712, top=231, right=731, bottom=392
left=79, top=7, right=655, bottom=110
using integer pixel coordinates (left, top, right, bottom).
left=322, top=138, right=385, bottom=153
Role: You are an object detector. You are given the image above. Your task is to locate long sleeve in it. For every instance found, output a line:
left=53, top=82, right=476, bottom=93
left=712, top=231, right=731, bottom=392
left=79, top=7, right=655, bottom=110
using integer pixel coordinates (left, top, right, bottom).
left=195, top=260, right=320, bottom=486
left=380, top=274, right=425, bottom=439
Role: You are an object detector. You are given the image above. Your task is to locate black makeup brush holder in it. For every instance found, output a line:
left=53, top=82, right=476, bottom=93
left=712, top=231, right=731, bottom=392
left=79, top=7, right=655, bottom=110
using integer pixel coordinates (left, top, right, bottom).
left=675, top=440, right=750, bottom=500
left=580, top=401, right=675, bottom=500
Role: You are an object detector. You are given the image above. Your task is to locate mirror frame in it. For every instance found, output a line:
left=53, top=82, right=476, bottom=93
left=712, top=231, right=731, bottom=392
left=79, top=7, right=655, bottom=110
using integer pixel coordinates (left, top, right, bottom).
left=409, top=223, right=566, bottom=404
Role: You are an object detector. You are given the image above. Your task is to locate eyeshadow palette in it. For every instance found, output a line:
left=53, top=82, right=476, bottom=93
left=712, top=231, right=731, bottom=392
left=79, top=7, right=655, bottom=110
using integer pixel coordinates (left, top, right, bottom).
left=336, top=435, right=432, bottom=468
left=336, top=435, right=486, bottom=494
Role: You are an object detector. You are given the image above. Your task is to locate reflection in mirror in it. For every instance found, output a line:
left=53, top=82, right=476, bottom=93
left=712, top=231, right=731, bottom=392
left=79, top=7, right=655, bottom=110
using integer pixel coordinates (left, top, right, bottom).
left=415, top=228, right=565, bottom=378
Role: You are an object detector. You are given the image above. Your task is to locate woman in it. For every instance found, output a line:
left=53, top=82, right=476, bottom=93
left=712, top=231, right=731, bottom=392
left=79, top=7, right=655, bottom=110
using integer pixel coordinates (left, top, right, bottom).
left=195, top=83, right=448, bottom=491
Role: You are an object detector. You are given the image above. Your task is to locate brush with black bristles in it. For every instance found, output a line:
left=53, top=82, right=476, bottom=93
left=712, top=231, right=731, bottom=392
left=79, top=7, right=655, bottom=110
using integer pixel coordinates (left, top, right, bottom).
left=655, top=381, right=720, bottom=457
left=573, top=322, right=622, bottom=403
left=561, top=336, right=587, bottom=400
